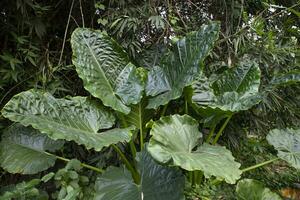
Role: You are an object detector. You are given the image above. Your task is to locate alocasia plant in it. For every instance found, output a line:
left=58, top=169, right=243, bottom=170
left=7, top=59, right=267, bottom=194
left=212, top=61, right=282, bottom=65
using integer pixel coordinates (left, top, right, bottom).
left=1, top=21, right=299, bottom=199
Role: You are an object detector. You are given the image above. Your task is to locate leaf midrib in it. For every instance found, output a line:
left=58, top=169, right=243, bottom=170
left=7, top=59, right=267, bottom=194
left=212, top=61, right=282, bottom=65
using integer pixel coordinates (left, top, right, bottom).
left=80, top=31, right=115, bottom=95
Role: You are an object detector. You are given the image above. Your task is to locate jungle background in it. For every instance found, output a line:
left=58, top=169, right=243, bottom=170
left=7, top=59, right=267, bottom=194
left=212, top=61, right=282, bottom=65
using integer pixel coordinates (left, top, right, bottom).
left=0, top=0, right=299, bottom=199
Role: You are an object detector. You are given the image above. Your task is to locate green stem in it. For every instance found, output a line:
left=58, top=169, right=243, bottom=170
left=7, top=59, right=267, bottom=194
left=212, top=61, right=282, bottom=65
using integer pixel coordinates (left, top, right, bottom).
left=139, top=128, right=144, bottom=151
left=119, top=114, right=137, bottom=158
left=212, top=114, right=233, bottom=145
left=161, top=103, right=168, bottom=116
left=139, top=103, right=144, bottom=150
left=188, top=171, right=193, bottom=183
left=241, top=158, right=280, bottom=173
left=45, top=152, right=103, bottom=173
left=192, top=171, right=200, bottom=185
left=129, top=139, right=137, bottom=159
left=185, top=98, right=188, bottom=114
left=206, top=125, right=216, bottom=143
left=112, top=144, right=140, bottom=183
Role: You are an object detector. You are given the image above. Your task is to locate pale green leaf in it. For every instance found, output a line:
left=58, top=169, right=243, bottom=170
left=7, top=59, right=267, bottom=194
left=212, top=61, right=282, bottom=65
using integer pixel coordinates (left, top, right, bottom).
left=267, top=128, right=300, bottom=169
left=0, top=124, right=63, bottom=174
left=236, top=179, right=282, bottom=200
left=148, top=114, right=241, bottom=184
left=1, top=90, right=133, bottom=151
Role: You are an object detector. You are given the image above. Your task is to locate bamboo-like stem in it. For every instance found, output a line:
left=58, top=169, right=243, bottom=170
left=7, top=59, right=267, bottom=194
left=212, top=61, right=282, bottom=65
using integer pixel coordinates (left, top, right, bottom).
left=212, top=114, right=233, bottom=145
left=241, top=158, right=280, bottom=173
left=45, top=152, right=103, bottom=173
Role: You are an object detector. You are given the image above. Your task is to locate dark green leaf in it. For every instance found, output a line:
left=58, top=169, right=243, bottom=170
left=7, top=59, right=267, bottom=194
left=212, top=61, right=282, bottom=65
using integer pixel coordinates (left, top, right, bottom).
left=94, top=149, right=185, bottom=200
left=71, top=28, right=143, bottom=114
left=270, top=70, right=300, bottom=87
left=192, top=59, right=261, bottom=112
left=0, top=124, right=63, bottom=174
left=115, top=64, right=145, bottom=105
left=146, top=22, right=220, bottom=109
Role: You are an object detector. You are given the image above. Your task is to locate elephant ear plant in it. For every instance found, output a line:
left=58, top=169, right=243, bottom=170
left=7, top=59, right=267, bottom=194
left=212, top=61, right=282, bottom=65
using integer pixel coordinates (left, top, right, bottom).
left=1, top=22, right=300, bottom=199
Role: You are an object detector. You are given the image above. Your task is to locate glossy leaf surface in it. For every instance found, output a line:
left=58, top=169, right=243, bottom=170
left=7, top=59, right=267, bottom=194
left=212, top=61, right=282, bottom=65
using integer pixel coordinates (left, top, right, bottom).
left=71, top=28, right=143, bottom=113
left=148, top=114, right=241, bottom=184
left=0, top=124, right=63, bottom=174
left=192, top=59, right=261, bottom=112
left=2, top=90, right=133, bottom=151
left=146, top=22, right=220, bottom=109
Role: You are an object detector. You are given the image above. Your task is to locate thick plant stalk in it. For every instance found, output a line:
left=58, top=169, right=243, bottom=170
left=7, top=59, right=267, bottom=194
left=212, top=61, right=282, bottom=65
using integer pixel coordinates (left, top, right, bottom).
left=112, top=144, right=140, bottom=183
left=212, top=114, right=233, bottom=144
left=161, top=103, right=168, bottom=116
left=241, top=158, right=280, bottom=173
left=118, top=114, right=137, bottom=158
left=139, top=102, right=144, bottom=150
left=45, top=152, right=103, bottom=173
left=140, top=128, right=144, bottom=150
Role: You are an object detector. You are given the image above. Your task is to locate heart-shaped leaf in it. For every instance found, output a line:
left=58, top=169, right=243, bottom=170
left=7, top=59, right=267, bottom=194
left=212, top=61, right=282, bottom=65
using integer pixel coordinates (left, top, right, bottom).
left=148, top=114, right=241, bottom=184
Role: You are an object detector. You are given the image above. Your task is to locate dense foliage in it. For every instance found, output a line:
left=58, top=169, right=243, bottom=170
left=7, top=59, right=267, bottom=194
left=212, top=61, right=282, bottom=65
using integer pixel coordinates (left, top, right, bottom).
left=0, top=0, right=299, bottom=199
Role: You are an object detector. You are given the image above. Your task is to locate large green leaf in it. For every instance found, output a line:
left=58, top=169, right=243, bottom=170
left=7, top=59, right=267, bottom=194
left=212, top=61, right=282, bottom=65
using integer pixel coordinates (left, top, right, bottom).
left=145, top=22, right=220, bottom=109
left=0, top=124, right=63, bottom=174
left=94, top=149, right=185, bottom=200
left=148, top=114, right=241, bottom=184
left=267, top=128, right=300, bottom=169
left=192, top=59, right=261, bottom=113
left=236, top=179, right=282, bottom=200
left=71, top=28, right=143, bottom=114
left=1, top=90, right=133, bottom=151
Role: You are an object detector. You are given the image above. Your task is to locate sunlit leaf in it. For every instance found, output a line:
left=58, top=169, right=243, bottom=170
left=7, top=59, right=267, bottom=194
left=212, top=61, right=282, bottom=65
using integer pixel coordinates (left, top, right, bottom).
left=148, top=114, right=241, bottom=184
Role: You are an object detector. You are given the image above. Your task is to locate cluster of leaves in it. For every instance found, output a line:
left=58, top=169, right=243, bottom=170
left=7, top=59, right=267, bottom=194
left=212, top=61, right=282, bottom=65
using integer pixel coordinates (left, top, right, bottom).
left=1, top=0, right=299, bottom=199
left=0, top=20, right=300, bottom=199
